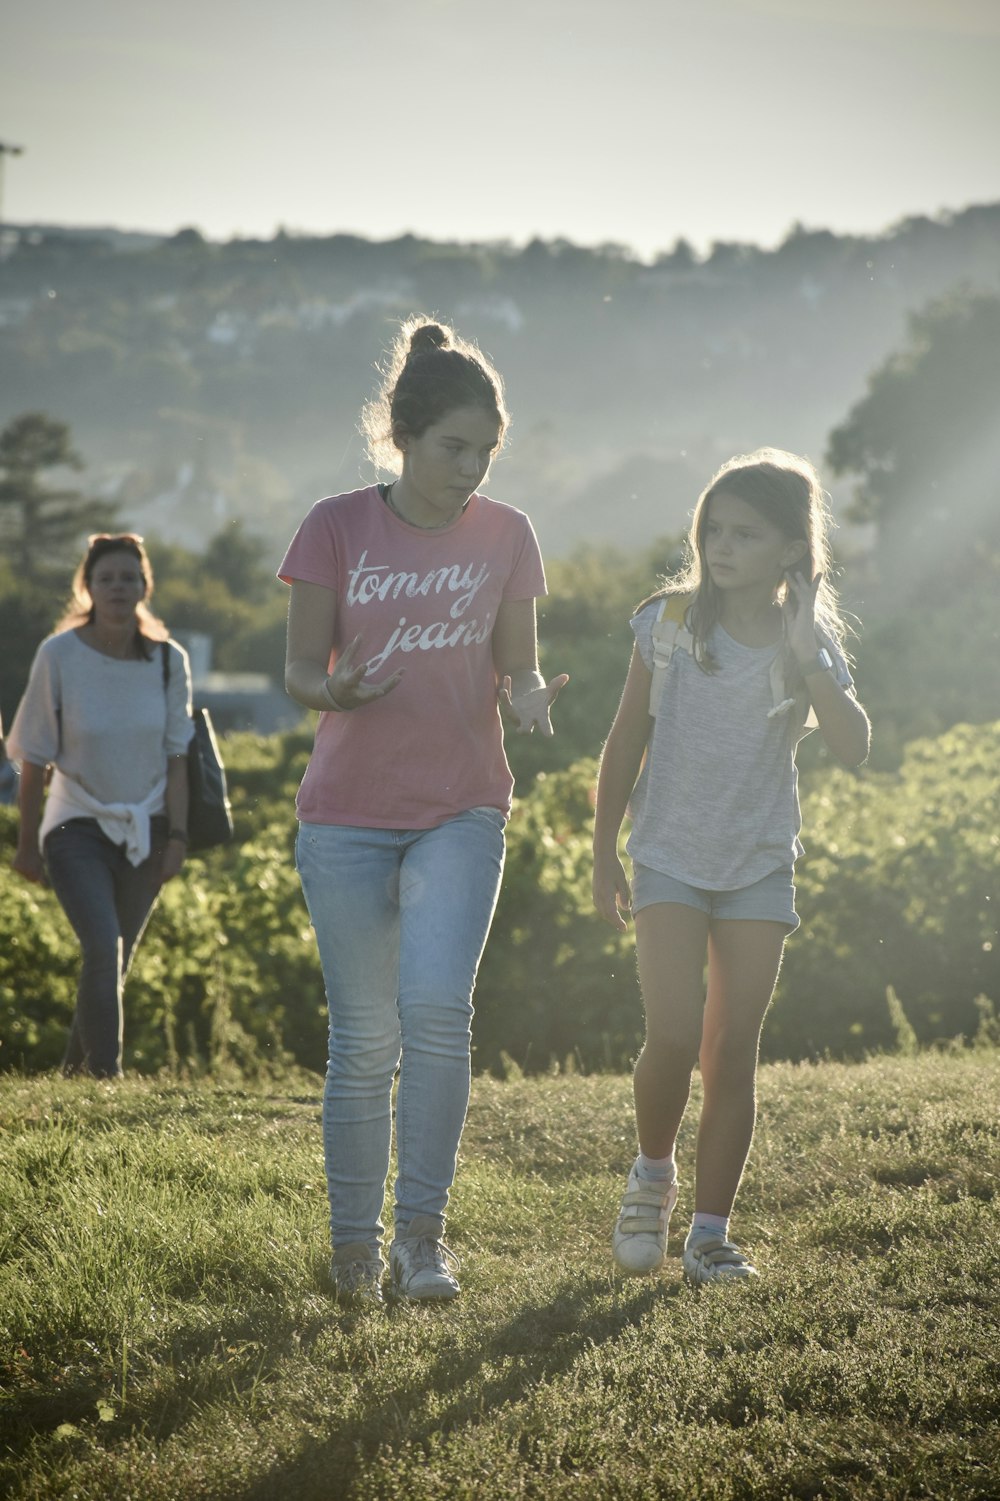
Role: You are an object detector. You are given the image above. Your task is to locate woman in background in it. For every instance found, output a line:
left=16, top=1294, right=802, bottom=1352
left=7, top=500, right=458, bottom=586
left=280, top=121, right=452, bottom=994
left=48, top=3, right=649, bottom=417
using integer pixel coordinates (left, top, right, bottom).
left=9, top=533, right=191, bottom=1078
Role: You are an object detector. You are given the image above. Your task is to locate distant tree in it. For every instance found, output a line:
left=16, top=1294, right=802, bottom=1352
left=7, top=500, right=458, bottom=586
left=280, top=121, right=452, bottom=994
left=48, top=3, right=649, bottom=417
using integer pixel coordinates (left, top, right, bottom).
left=3, top=204, right=1000, bottom=569
left=168, top=227, right=206, bottom=249
left=0, top=413, right=117, bottom=581
left=706, top=240, right=757, bottom=270
left=0, top=559, right=56, bottom=731
left=827, top=289, right=1000, bottom=602
left=148, top=525, right=287, bottom=679
left=201, top=520, right=275, bottom=605
left=654, top=238, right=698, bottom=271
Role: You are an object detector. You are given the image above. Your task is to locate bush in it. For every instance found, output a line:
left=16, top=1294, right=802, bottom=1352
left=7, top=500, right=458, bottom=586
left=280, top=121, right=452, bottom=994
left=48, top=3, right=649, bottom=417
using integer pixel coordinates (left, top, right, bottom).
left=0, top=841, right=78, bottom=1067
left=1, top=722, right=996, bottom=1076
left=474, top=758, right=639, bottom=1074
left=772, top=721, right=999, bottom=1059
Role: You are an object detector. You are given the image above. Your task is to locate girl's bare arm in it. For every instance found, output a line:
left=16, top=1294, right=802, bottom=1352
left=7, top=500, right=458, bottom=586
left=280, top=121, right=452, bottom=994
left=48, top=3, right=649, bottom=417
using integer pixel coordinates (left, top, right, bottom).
left=285, top=580, right=402, bottom=711
left=804, top=667, right=871, bottom=767
left=492, top=597, right=568, bottom=736
left=593, top=646, right=652, bottom=929
left=13, top=760, right=48, bottom=883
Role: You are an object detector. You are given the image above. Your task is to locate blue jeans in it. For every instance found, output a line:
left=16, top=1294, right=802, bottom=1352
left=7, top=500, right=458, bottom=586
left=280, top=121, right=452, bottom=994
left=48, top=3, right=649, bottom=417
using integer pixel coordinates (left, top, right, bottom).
left=296, top=808, right=506, bottom=1253
left=44, top=816, right=167, bottom=1078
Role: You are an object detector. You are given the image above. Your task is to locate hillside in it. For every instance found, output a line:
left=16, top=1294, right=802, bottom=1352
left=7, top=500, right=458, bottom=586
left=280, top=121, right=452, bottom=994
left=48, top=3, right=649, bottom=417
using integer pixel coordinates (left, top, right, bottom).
left=2, top=204, right=999, bottom=555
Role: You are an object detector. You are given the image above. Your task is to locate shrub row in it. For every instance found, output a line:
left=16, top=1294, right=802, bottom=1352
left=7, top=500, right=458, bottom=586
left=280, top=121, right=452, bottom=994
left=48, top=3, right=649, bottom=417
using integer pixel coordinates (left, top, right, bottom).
left=0, top=721, right=996, bottom=1076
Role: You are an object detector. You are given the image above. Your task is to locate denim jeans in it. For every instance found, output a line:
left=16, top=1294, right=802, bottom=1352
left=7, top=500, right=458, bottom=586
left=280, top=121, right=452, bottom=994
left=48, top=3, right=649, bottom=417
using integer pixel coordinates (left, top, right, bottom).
left=296, top=808, right=506, bottom=1253
left=45, top=816, right=166, bottom=1078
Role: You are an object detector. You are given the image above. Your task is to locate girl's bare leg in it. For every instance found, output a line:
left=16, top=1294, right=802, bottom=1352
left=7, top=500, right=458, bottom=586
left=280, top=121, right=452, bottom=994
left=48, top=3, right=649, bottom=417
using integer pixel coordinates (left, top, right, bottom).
left=632, top=903, right=710, bottom=1160
left=694, top=919, right=787, bottom=1218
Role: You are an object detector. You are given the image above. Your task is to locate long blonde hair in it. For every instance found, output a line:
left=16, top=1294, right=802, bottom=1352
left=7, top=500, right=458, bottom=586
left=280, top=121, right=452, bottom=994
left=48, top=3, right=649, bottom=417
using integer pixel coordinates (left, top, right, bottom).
left=643, top=448, right=851, bottom=671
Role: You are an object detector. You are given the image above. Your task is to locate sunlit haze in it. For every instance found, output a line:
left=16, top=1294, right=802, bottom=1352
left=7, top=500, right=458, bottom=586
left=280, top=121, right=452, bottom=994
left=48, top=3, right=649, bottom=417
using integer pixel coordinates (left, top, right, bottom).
left=4, top=0, right=1000, bottom=255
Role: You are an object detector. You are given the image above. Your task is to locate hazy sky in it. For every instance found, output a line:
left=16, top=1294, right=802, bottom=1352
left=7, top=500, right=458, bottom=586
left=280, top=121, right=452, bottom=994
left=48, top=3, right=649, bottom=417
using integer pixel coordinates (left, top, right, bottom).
left=3, top=0, right=999, bottom=258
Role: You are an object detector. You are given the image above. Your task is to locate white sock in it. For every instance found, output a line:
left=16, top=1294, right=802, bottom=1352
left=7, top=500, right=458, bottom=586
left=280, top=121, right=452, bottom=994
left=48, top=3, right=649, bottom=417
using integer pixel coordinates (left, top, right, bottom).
left=636, top=1151, right=676, bottom=1185
left=689, top=1212, right=729, bottom=1239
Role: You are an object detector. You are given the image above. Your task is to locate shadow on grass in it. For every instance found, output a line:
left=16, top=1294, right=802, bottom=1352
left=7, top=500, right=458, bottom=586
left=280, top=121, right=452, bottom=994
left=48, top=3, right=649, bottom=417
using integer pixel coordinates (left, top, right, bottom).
left=0, top=1268, right=672, bottom=1490
left=0, top=1307, right=322, bottom=1461
left=240, top=1272, right=678, bottom=1501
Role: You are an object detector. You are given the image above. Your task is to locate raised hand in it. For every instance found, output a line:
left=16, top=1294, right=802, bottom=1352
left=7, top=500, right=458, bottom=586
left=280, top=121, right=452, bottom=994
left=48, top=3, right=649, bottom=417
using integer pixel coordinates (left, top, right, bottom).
left=781, top=571, right=822, bottom=664
left=324, top=635, right=404, bottom=710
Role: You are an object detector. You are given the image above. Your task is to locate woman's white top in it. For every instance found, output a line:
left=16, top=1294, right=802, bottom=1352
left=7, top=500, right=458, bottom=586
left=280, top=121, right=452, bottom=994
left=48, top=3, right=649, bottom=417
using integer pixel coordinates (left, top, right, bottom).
left=8, top=630, right=193, bottom=863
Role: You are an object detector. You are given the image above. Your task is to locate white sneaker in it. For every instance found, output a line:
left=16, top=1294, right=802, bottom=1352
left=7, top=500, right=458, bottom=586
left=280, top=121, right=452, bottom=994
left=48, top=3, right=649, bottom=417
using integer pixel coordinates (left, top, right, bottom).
left=329, top=1244, right=385, bottom=1307
left=389, top=1216, right=461, bottom=1301
left=612, top=1163, right=678, bottom=1275
left=682, top=1229, right=758, bottom=1285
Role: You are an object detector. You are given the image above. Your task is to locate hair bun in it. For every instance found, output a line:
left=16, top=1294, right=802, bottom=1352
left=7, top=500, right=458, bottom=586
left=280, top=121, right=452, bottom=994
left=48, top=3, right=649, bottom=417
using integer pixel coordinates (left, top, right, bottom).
left=408, top=322, right=450, bottom=356
left=362, top=314, right=508, bottom=472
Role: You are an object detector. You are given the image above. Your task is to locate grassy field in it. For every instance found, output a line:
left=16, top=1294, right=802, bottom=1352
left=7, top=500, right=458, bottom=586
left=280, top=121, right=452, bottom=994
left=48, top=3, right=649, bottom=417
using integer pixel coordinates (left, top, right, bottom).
left=1, top=1051, right=998, bottom=1500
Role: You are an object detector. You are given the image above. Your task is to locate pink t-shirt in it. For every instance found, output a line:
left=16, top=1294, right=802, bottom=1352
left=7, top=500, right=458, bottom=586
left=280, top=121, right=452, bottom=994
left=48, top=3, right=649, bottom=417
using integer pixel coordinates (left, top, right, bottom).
left=278, top=485, right=547, bottom=828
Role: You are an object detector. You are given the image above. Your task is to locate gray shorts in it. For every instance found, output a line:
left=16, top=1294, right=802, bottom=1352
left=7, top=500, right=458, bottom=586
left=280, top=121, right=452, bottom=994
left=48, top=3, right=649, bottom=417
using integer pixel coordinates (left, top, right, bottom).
left=631, top=862, right=799, bottom=932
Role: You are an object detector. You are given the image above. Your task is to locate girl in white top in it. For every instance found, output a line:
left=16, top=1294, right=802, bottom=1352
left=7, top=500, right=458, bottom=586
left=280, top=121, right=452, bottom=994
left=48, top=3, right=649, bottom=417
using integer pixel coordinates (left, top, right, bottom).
left=593, top=449, right=870, bottom=1284
left=9, top=534, right=192, bottom=1077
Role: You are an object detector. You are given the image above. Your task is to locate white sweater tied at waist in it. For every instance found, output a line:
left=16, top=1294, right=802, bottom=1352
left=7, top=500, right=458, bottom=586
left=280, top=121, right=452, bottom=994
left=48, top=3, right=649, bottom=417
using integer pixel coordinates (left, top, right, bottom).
left=40, top=769, right=167, bottom=866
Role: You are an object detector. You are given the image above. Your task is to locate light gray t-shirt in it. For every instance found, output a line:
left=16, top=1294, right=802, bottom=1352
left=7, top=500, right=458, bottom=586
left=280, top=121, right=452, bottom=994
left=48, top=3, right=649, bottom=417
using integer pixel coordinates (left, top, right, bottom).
left=626, top=603, right=851, bottom=890
left=8, top=630, right=193, bottom=807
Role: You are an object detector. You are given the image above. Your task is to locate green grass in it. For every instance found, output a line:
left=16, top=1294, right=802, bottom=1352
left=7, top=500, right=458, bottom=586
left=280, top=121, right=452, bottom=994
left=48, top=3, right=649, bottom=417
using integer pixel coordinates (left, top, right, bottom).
left=1, top=1052, right=998, bottom=1500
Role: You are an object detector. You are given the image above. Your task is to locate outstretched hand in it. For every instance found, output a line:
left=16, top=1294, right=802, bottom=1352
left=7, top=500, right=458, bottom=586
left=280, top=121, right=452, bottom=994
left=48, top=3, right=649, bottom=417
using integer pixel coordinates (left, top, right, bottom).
left=499, top=673, right=569, bottom=736
left=780, top=571, right=822, bottom=662
left=325, top=635, right=404, bottom=710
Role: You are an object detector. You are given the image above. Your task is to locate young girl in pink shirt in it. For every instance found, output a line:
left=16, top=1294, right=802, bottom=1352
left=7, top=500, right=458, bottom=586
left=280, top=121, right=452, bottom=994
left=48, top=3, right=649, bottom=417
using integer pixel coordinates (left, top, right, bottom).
left=280, top=319, right=566, bottom=1306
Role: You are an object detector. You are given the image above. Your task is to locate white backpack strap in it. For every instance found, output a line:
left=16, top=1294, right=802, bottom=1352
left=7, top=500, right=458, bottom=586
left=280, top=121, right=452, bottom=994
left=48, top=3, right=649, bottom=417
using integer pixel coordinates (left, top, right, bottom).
left=767, top=650, right=817, bottom=729
left=766, top=655, right=796, bottom=720
left=648, top=598, right=693, bottom=716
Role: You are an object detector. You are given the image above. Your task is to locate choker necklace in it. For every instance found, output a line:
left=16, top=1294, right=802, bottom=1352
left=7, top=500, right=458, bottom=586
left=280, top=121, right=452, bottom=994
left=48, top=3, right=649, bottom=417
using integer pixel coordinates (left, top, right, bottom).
left=384, top=483, right=468, bottom=531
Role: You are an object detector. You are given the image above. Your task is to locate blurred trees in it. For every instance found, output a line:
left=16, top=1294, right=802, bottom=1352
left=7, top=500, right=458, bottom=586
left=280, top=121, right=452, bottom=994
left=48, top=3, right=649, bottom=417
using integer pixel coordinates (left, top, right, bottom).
left=0, top=562, right=58, bottom=737
left=0, top=413, right=116, bottom=581
left=0, top=413, right=287, bottom=726
left=827, top=288, right=1000, bottom=605
left=826, top=289, right=1000, bottom=756
left=2, top=205, right=999, bottom=559
left=507, top=535, right=685, bottom=786
left=0, top=413, right=119, bottom=726
left=151, top=520, right=287, bottom=678
left=1, top=395, right=992, bottom=775
left=3, top=217, right=1000, bottom=1074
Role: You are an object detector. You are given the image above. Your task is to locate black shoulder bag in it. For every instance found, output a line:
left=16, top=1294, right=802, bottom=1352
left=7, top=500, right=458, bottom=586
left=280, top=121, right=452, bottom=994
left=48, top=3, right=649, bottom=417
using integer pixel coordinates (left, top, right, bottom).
left=160, top=644, right=234, bottom=852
